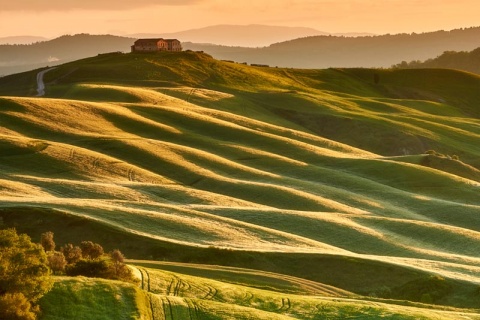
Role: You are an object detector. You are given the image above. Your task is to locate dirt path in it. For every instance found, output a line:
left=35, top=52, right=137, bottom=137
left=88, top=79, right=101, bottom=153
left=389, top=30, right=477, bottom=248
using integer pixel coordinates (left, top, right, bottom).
left=36, top=67, right=56, bottom=96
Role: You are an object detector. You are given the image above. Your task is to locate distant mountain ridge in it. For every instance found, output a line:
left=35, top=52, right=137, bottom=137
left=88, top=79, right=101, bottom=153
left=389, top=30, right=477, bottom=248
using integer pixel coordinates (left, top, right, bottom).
left=0, top=35, right=48, bottom=45
left=1, top=26, right=480, bottom=76
left=0, top=34, right=133, bottom=76
left=183, top=26, right=480, bottom=68
left=129, top=24, right=374, bottom=47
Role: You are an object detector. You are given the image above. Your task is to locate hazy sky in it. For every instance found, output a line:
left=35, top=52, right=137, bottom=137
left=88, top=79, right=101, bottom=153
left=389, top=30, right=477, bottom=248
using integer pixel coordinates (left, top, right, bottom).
left=0, top=0, right=479, bottom=38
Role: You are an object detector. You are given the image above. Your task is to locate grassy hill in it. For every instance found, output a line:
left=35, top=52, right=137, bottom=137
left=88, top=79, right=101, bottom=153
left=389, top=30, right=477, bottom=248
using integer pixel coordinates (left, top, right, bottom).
left=1, top=51, right=480, bottom=318
left=37, top=263, right=480, bottom=319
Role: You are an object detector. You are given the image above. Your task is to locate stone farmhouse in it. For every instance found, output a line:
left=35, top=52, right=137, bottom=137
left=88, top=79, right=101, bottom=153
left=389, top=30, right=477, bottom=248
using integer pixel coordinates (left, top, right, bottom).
left=131, top=39, right=182, bottom=53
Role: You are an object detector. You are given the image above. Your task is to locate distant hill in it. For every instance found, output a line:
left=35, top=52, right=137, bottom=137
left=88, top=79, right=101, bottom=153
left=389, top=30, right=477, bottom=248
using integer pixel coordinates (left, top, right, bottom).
left=0, top=35, right=48, bottom=45
left=2, top=27, right=480, bottom=76
left=129, top=24, right=330, bottom=47
left=0, top=34, right=133, bottom=76
left=393, top=47, right=480, bottom=74
left=184, top=26, right=480, bottom=68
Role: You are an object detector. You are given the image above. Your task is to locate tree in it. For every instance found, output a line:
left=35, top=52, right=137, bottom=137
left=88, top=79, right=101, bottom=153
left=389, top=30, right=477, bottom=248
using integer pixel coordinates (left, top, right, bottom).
left=0, top=293, right=37, bottom=320
left=80, top=241, right=104, bottom=260
left=47, top=252, right=67, bottom=275
left=110, top=249, right=126, bottom=278
left=40, top=231, right=55, bottom=252
left=0, top=229, right=52, bottom=319
left=60, top=243, right=82, bottom=264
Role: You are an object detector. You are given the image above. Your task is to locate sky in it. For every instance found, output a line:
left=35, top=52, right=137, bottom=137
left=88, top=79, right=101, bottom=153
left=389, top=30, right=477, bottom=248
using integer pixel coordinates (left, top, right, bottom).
left=0, top=0, right=479, bottom=38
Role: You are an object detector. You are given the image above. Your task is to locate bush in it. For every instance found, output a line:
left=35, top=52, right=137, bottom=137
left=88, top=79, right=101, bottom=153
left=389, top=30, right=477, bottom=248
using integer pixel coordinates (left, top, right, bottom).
left=47, top=252, right=67, bottom=275
left=66, top=259, right=110, bottom=278
left=0, top=293, right=38, bottom=320
left=80, top=241, right=104, bottom=260
left=60, top=243, right=82, bottom=264
left=391, top=275, right=452, bottom=304
left=40, top=232, right=55, bottom=252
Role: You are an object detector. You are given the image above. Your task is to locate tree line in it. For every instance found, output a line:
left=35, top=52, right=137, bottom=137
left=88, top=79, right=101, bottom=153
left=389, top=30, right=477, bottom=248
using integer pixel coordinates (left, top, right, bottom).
left=392, top=47, right=480, bottom=74
left=0, top=229, right=137, bottom=320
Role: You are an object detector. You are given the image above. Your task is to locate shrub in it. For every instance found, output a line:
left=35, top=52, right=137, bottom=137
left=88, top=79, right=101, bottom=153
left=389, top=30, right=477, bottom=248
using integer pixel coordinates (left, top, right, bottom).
left=0, top=293, right=38, bottom=320
left=60, top=243, right=82, bottom=264
left=66, top=259, right=110, bottom=278
left=40, top=231, right=55, bottom=252
left=47, top=252, right=67, bottom=275
left=80, top=241, right=104, bottom=260
left=391, top=275, right=452, bottom=304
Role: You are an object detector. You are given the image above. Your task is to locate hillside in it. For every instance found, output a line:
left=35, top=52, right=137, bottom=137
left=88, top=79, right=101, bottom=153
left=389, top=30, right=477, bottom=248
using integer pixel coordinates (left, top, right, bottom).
left=394, top=47, right=480, bottom=74
left=1, top=51, right=480, bottom=317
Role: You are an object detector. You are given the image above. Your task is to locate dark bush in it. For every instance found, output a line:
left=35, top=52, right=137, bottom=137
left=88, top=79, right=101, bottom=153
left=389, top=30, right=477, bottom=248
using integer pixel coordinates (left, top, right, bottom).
left=66, top=259, right=110, bottom=278
left=391, top=275, right=452, bottom=304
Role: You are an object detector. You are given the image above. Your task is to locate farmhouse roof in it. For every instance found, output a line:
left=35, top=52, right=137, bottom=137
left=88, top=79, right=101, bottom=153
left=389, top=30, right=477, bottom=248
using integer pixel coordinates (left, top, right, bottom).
left=134, top=38, right=179, bottom=43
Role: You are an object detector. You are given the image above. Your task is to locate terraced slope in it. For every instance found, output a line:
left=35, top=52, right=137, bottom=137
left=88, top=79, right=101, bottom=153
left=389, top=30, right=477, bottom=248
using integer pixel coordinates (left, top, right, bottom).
left=1, top=51, right=480, bottom=311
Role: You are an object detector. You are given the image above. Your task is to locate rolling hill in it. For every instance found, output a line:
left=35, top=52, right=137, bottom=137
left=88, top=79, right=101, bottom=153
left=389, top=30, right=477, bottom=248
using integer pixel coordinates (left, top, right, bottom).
left=1, top=51, right=480, bottom=318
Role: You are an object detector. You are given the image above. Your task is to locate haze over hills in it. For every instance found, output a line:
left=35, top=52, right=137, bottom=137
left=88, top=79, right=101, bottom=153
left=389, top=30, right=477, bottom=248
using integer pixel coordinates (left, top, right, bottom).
left=1, top=51, right=480, bottom=318
left=0, top=34, right=133, bottom=76
left=184, top=26, right=480, bottom=68
left=129, top=24, right=374, bottom=47
left=0, top=35, right=49, bottom=45
left=2, top=26, right=480, bottom=77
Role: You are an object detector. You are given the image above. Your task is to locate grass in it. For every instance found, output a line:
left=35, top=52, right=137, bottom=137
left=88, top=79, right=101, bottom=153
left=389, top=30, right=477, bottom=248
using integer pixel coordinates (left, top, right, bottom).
left=1, top=51, right=480, bottom=316
left=130, top=263, right=480, bottom=319
left=38, top=277, right=150, bottom=320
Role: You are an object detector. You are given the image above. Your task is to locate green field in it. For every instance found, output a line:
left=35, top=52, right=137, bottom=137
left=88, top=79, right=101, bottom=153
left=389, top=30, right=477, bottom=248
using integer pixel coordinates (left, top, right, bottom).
left=1, top=51, right=480, bottom=318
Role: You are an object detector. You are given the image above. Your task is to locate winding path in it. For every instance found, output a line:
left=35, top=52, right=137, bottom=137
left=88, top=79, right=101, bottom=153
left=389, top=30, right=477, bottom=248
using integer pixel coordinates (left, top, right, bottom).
left=36, top=67, right=56, bottom=96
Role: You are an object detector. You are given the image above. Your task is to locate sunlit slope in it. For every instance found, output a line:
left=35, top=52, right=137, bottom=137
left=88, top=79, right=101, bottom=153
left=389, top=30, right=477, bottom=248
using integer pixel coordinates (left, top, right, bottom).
left=39, top=264, right=480, bottom=320
left=130, top=263, right=480, bottom=320
left=1, top=51, right=480, bottom=308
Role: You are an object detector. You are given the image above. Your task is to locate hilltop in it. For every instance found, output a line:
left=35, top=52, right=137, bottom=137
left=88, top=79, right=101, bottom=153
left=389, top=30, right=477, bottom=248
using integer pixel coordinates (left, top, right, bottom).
left=1, top=51, right=480, bottom=318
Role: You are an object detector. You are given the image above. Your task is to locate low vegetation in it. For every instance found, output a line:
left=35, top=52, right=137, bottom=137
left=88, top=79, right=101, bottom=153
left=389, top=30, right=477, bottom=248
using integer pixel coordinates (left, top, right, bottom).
left=39, top=232, right=137, bottom=284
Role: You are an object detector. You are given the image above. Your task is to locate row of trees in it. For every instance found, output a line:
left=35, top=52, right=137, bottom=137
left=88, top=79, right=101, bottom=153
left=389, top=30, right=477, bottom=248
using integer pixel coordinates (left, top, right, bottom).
left=40, top=231, right=137, bottom=283
left=392, top=47, right=480, bottom=74
left=1, top=229, right=137, bottom=320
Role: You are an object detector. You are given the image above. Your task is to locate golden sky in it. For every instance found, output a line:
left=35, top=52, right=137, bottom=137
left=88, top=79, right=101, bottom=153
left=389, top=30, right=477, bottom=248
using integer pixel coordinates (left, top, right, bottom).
left=0, top=0, right=479, bottom=38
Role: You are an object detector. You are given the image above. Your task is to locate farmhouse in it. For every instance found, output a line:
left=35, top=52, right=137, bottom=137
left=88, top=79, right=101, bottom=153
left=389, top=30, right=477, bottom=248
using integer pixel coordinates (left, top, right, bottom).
left=131, top=38, right=182, bottom=53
